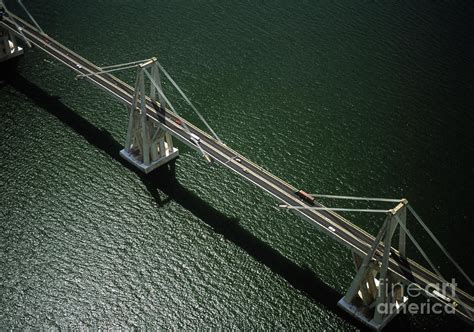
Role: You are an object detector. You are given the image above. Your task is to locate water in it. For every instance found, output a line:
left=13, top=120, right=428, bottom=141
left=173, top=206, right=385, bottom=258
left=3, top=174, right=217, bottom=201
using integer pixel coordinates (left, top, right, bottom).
left=1, top=0, right=472, bottom=330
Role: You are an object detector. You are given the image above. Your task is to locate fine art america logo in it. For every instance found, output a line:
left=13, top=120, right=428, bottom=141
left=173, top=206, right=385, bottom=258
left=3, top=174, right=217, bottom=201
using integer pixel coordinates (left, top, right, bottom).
left=376, top=278, right=459, bottom=315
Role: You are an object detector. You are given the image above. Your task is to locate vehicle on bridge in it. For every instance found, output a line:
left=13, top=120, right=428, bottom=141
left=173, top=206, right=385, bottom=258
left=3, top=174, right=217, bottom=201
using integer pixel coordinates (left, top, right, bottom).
left=189, top=133, right=200, bottom=144
left=296, top=190, right=315, bottom=205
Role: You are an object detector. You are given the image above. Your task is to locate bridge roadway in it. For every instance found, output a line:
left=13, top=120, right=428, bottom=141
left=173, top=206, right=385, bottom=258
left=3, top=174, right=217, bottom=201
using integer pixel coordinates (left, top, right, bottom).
left=2, top=14, right=472, bottom=324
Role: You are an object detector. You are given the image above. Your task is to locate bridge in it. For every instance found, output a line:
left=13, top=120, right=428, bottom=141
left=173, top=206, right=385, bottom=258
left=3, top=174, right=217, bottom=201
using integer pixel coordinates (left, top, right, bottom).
left=1, top=5, right=472, bottom=331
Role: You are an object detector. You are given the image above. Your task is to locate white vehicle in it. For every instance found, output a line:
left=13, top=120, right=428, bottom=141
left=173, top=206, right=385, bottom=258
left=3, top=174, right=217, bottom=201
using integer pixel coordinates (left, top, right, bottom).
left=328, top=226, right=336, bottom=232
left=189, top=133, right=200, bottom=143
left=76, top=64, right=83, bottom=69
left=242, top=167, right=250, bottom=174
left=235, top=157, right=242, bottom=163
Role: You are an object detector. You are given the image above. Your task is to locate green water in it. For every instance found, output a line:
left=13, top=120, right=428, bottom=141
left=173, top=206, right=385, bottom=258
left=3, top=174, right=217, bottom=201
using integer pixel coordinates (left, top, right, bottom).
left=1, top=0, right=472, bottom=330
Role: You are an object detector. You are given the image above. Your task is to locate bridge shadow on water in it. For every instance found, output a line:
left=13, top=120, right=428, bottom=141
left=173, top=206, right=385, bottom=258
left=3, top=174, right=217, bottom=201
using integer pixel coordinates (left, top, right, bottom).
left=2, top=72, right=412, bottom=331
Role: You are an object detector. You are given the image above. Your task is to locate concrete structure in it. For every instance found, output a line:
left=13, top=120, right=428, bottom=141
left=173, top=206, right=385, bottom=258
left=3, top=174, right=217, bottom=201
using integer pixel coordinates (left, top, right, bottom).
left=120, top=58, right=179, bottom=173
left=0, top=25, right=23, bottom=63
left=337, top=201, right=410, bottom=330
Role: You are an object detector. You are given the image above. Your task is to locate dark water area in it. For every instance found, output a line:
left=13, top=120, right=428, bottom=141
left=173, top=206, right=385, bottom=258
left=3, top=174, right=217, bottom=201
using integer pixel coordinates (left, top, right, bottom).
left=1, top=0, right=473, bottom=330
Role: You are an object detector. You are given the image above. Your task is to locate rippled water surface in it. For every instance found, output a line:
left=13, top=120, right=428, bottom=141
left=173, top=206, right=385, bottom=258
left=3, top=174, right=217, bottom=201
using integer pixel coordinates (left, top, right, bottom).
left=1, top=0, right=472, bottom=330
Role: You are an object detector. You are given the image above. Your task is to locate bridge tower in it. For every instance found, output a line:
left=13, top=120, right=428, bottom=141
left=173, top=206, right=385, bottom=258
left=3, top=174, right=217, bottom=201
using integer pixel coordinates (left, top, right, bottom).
left=0, top=23, right=23, bottom=63
left=338, top=200, right=409, bottom=331
left=120, top=58, right=179, bottom=173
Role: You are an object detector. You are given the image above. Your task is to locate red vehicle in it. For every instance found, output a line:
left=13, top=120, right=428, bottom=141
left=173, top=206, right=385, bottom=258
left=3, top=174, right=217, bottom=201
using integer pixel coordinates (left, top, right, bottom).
left=296, top=190, right=315, bottom=205
left=175, top=118, right=182, bottom=125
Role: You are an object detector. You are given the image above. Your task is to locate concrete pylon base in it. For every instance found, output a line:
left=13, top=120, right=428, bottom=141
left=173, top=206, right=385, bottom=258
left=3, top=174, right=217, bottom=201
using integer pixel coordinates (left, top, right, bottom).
left=0, top=41, right=23, bottom=63
left=1, top=25, right=23, bottom=63
left=120, top=144, right=179, bottom=174
left=338, top=293, right=408, bottom=331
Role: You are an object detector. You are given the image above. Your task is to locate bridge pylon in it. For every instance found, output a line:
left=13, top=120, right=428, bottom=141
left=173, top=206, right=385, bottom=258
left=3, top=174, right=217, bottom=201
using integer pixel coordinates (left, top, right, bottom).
left=120, top=58, right=178, bottom=173
left=0, top=24, right=23, bottom=63
left=338, top=200, right=409, bottom=331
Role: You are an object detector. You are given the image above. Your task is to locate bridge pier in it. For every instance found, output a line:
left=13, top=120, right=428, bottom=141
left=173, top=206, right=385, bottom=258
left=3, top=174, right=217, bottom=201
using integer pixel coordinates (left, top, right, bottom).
left=338, top=200, right=409, bottom=331
left=0, top=24, right=23, bottom=63
left=120, top=58, right=178, bottom=173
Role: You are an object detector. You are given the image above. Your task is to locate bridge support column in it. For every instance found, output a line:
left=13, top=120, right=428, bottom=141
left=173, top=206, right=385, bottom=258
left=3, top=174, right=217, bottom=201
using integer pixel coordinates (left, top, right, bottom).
left=338, top=200, right=409, bottom=331
left=120, top=58, right=178, bottom=173
left=0, top=25, right=23, bottom=63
